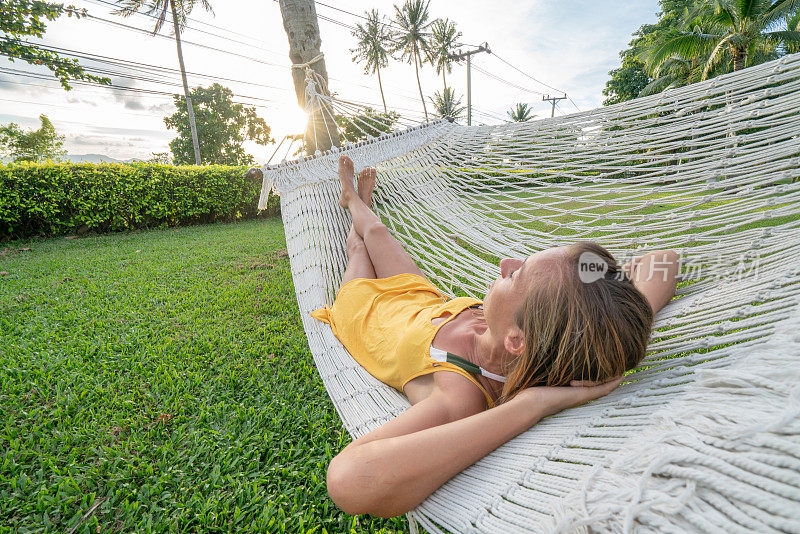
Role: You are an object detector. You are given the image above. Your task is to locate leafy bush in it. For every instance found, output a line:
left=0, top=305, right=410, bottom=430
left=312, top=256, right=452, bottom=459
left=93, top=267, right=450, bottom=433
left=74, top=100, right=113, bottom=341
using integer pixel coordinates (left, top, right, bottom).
left=0, top=162, right=280, bottom=239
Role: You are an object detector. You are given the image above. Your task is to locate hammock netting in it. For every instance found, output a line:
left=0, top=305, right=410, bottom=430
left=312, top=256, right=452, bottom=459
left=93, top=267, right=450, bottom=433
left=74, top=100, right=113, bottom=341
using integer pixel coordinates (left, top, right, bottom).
left=258, top=53, right=800, bottom=533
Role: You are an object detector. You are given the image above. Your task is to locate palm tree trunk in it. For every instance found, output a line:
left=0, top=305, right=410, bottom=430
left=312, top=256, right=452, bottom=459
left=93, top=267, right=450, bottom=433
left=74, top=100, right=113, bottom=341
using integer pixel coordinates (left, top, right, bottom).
left=170, top=0, right=201, bottom=165
left=443, top=70, right=446, bottom=92
left=414, top=47, right=428, bottom=121
left=377, top=65, right=387, bottom=113
left=278, top=0, right=340, bottom=153
left=733, top=46, right=747, bottom=71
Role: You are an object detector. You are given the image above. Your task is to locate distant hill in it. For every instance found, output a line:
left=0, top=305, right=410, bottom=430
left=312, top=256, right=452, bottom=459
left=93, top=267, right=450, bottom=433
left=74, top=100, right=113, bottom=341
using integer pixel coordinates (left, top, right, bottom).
left=0, top=154, right=138, bottom=164
left=65, top=154, right=131, bottom=164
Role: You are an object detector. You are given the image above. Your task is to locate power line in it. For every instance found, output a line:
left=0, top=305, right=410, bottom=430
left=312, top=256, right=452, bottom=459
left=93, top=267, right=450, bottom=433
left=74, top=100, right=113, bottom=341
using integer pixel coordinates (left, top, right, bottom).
left=0, top=95, right=170, bottom=118
left=0, top=47, right=282, bottom=106
left=76, top=2, right=526, bottom=121
left=77, top=8, right=435, bottom=109
left=80, top=1, right=578, bottom=120
left=491, top=52, right=581, bottom=112
left=471, top=62, right=544, bottom=96
left=81, top=0, right=280, bottom=55
left=81, top=0, right=276, bottom=49
left=6, top=5, right=565, bottom=126
left=82, top=13, right=290, bottom=69
left=0, top=67, right=275, bottom=110
left=27, top=42, right=294, bottom=95
left=313, top=0, right=482, bottom=48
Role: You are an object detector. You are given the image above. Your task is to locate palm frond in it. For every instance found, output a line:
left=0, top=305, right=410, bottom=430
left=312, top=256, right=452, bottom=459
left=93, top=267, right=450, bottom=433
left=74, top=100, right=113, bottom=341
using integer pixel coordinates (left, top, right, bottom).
left=760, top=0, right=800, bottom=29
left=507, top=103, right=534, bottom=122
left=639, top=74, right=678, bottom=96
left=112, top=0, right=212, bottom=34
left=762, top=29, right=800, bottom=46
left=351, top=9, right=391, bottom=74
left=429, top=87, right=464, bottom=119
left=738, top=0, right=759, bottom=22
left=702, top=32, right=735, bottom=78
left=640, top=29, right=719, bottom=75
left=430, top=18, right=462, bottom=74
left=391, top=0, right=434, bottom=65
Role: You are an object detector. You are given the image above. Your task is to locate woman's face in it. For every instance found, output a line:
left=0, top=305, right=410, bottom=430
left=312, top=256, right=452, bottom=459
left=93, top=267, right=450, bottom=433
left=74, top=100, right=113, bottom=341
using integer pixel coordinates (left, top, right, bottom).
left=483, top=247, right=568, bottom=351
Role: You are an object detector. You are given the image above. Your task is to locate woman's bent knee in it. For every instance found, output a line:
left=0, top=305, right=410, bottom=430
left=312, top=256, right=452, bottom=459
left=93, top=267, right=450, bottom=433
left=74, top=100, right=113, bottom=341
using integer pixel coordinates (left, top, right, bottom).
left=364, top=221, right=390, bottom=242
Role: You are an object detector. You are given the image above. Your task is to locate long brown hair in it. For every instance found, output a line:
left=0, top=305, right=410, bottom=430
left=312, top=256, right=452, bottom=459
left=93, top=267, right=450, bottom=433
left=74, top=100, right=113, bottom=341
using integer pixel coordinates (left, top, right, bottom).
left=496, top=241, right=654, bottom=405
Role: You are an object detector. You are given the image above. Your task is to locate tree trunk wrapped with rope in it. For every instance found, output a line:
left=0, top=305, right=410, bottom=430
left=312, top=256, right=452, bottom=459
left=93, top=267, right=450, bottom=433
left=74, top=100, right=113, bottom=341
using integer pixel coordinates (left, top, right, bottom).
left=278, top=0, right=340, bottom=154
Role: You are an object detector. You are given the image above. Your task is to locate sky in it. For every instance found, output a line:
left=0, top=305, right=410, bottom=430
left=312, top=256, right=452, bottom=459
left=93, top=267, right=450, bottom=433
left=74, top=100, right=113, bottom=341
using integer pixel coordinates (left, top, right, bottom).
left=0, top=0, right=661, bottom=162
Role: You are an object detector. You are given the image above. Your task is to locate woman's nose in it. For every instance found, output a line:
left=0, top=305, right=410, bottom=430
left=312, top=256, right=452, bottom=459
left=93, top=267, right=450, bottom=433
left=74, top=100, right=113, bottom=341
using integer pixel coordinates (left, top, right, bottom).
left=500, top=258, right=523, bottom=277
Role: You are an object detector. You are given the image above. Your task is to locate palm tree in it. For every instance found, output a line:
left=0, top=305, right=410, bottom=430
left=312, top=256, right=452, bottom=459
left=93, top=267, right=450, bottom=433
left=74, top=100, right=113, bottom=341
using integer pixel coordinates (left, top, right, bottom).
left=114, top=0, right=213, bottom=165
left=393, top=0, right=434, bottom=121
left=429, top=87, right=465, bottom=120
left=641, top=0, right=800, bottom=83
left=507, top=103, right=535, bottom=122
left=430, top=18, right=462, bottom=91
left=351, top=9, right=392, bottom=113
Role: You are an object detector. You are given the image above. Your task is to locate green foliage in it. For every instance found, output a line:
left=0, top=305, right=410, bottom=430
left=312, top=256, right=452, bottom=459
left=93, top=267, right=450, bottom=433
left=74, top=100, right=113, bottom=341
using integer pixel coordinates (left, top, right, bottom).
left=0, top=162, right=279, bottom=239
left=604, top=0, right=800, bottom=102
left=0, top=114, right=66, bottom=162
left=602, top=0, right=691, bottom=105
left=507, top=103, right=535, bottom=122
left=0, top=218, right=408, bottom=532
left=602, top=56, right=650, bottom=105
left=789, top=9, right=800, bottom=53
left=0, top=0, right=111, bottom=89
left=334, top=107, right=399, bottom=143
left=164, top=83, right=274, bottom=166
left=430, top=87, right=465, bottom=120
left=642, top=0, right=799, bottom=79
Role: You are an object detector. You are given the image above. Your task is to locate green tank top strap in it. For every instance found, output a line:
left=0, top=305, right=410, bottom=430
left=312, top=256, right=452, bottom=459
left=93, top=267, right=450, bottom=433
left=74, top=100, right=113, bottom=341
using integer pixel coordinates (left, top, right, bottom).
left=428, top=347, right=506, bottom=383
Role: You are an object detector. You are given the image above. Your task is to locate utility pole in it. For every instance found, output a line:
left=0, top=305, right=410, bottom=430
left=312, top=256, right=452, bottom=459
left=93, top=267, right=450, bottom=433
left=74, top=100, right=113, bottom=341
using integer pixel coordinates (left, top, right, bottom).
left=542, top=93, right=567, bottom=118
left=448, top=42, right=490, bottom=126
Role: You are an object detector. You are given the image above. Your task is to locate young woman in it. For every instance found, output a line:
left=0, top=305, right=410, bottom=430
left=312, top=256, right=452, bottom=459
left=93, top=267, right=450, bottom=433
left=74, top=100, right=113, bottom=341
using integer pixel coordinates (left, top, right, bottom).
left=315, top=155, right=680, bottom=518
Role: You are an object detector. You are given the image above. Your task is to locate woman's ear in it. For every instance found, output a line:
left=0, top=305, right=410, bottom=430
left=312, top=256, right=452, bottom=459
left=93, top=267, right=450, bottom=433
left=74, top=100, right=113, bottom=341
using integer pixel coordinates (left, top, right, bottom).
left=504, top=325, right=525, bottom=356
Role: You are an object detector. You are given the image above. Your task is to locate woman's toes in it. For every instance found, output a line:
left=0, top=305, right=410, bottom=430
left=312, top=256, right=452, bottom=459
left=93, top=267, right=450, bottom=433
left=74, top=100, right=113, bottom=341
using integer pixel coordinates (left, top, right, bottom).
left=338, top=155, right=354, bottom=179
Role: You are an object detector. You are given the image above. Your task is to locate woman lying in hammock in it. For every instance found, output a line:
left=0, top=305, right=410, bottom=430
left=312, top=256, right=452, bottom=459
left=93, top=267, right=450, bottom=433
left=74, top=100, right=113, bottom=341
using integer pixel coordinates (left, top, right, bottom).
left=316, top=155, right=680, bottom=518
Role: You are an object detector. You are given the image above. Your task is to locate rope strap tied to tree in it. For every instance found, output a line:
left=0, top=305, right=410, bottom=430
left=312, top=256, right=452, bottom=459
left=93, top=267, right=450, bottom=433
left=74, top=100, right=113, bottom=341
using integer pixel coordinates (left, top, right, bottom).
left=290, top=53, right=325, bottom=70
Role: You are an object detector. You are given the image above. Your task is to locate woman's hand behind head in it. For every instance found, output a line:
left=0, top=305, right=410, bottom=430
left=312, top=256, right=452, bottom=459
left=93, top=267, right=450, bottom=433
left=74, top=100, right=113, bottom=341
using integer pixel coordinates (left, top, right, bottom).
left=509, top=376, right=623, bottom=419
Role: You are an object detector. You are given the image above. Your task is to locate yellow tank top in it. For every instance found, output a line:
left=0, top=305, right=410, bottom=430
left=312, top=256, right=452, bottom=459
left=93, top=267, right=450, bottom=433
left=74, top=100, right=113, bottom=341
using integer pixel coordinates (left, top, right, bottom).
left=310, top=273, right=496, bottom=408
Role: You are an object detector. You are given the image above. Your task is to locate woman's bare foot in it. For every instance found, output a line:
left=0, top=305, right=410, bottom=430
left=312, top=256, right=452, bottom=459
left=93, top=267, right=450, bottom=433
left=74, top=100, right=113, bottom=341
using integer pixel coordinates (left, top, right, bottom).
left=357, top=167, right=376, bottom=206
left=338, top=155, right=358, bottom=209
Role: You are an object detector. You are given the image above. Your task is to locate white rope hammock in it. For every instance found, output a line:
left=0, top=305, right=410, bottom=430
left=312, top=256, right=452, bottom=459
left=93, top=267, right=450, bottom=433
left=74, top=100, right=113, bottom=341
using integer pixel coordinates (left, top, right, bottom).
left=258, top=54, right=800, bottom=533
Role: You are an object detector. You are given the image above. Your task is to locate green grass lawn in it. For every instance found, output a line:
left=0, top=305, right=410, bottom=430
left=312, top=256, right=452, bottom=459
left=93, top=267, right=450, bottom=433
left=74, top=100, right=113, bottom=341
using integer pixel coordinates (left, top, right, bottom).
left=0, top=218, right=407, bottom=534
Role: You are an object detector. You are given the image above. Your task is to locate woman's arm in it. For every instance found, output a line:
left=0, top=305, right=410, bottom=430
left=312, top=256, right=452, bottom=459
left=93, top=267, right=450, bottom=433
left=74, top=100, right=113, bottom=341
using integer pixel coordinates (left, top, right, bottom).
left=622, top=249, right=680, bottom=315
left=326, top=378, right=622, bottom=518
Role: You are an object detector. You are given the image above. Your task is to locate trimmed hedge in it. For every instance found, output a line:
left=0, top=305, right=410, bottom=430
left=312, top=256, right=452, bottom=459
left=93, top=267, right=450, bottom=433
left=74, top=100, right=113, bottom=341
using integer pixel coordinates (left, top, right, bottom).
left=0, top=162, right=280, bottom=240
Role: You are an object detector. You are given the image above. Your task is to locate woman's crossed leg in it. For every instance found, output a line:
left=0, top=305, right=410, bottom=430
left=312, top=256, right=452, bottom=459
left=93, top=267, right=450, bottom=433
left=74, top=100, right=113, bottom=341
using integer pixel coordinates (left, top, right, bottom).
left=338, top=155, right=426, bottom=289
left=340, top=169, right=377, bottom=286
